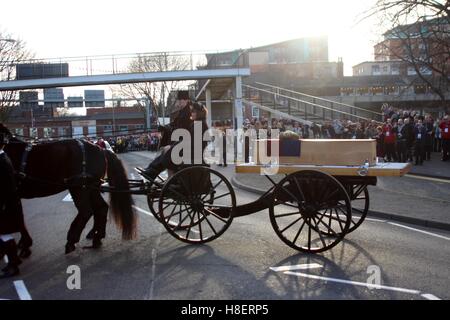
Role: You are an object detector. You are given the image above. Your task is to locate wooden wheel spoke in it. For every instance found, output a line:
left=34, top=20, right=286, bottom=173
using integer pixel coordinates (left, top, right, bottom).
left=352, top=184, right=366, bottom=199
left=317, top=215, right=340, bottom=237
left=200, top=210, right=218, bottom=235
left=185, top=209, right=197, bottom=239
left=307, top=218, right=312, bottom=250
left=211, top=192, right=231, bottom=201
left=274, top=211, right=301, bottom=218
left=280, top=216, right=304, bottom=234
left=311, top=216, right=328, bottom=248
left=197, top=211, right=203, bottom=241
left=292, top=177, right=306, bottom=202
left=293, top=220, right=307, bottom=244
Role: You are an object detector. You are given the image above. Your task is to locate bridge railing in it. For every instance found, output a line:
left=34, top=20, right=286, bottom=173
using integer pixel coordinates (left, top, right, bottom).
left=1, top=50, right=246, bottom=79
left=254, top=82, right=383, bottom=122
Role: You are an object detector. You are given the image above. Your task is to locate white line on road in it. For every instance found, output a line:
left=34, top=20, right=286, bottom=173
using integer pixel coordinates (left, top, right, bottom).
left=284, top=271, right=422, bottom=295
left=387, top=222, right=450, bottom=241
left=13, top=280, right=32, bottom=300
left=405, top=174, right=450, bottom=184
left=133, top=205, right=153, bottom=217
left=365, top=217, right=388, bottom=223
left=270, top=263, right=323, bottom=272
left=421, top=293, right=441, bottom=300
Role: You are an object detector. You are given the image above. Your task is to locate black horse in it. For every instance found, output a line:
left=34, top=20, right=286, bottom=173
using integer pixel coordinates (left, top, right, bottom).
left=0, top=124, right=136, bottom=254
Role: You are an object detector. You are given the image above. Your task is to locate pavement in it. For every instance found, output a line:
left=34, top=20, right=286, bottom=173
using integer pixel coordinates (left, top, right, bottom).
left=408, top=152, right=450, bottom=180
left=233, top=151, right=450, bottom=231
left=0, top=150, right=448, bottom=300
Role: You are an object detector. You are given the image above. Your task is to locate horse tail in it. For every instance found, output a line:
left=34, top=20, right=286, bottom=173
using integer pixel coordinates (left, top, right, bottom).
left=104, top=150, right=137, bottom=240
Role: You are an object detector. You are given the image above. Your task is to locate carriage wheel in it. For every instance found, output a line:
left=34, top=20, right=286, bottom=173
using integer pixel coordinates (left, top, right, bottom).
left=159, top=166, right=235, bottom=244
left=269, top=170, right=351, bottom=253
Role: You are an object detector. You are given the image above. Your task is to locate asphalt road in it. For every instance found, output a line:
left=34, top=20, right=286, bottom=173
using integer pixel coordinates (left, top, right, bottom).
left=0, top=151, right=449, bottom=300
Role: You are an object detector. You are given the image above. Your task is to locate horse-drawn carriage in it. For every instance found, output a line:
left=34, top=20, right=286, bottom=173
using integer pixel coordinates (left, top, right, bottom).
left=125, top=138, right=411, bottom=254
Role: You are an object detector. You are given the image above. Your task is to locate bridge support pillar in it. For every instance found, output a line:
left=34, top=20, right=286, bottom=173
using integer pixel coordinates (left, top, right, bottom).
left=206, top=88, right=212, bottom=128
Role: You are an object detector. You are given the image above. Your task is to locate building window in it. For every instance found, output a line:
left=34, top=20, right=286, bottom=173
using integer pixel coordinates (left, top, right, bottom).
left=103, top=125, right=113, bottom=136
left=43, top=127, right=52, bottom=138
left=119, top=125, right=128, bottom=134
left=372, top=65, right=380, bottom=75
left=13, top=128, right=24, bottom=136
left=30, top=127, right=38, bottom=138
left=391, top=65, right=400, bottom=75
left=135, top=124, right=145, bottom=133
left=407, top=67, right=417, bottom=75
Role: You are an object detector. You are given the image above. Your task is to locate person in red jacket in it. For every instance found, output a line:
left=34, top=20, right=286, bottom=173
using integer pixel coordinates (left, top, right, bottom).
left=440, top=115, right=450, bottom=161
left=383, top=118, right=397, bottom=162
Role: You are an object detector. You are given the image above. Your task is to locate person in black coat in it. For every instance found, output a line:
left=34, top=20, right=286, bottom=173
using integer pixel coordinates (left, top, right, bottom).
left=142, top=102, right=208, bottom=180
left=414, top=119, right=427, bottom=165
left=0, top=132, right=23, bottom=278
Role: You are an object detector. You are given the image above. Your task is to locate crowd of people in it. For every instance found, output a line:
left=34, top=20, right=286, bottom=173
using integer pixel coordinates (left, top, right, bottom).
left=214, top=109, right=450, bottom=165
left=86, top=133, right=161, bottom=153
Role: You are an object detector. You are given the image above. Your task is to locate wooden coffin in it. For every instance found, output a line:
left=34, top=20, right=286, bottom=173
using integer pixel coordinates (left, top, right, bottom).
left=253, top=139, right=377, bottom=166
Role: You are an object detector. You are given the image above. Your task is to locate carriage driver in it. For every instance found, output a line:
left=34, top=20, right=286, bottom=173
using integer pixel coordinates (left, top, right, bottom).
left=142, top=99, right=209, bottom=180
left=0, top=130, right=23, bottom=278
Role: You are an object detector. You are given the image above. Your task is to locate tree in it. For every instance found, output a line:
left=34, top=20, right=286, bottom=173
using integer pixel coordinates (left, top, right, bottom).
left=365, top=0, right=450, bottom=102
left=0, top=29, right=33, bottom=122
left=114, top=52, right=191, bottom=125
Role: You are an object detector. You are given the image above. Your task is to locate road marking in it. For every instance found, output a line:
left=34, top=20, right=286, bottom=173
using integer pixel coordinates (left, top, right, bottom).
left=133, top=205, right=153, bottom=217
left=13, top=280, right=32, bottom=300
left=130, top=173, right=137, bottom=180
left=62, top=193, right=73, bottom=202
left=284, top=271, right=421, bottom=295
left=365, top=217, right=388, bottom=223
left=405, top=174, right=450, bottom=184
left=270, top=263, right=323, bottom=272
left=421, top=293, right=441, bottom=300
left=387, top=222, right=450, bottom=241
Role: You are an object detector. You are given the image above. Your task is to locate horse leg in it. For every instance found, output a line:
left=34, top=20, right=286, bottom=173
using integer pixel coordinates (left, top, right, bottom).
left=86, top=191, right=108, bottom=249
left=17, top=202, right=33, bottom=258
left=66, top=188, right=93, bottom=254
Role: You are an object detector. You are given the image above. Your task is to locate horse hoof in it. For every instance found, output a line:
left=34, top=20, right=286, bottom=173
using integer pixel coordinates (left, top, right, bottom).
left=65, top=243, right=76, bottom=254
left=92, top=239, right=102, bottom=249
left=19, top=248, right=32, bottom=259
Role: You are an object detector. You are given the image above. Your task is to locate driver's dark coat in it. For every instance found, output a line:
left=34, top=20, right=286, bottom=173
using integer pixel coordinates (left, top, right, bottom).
left=0, top=151, right=22, bottom=235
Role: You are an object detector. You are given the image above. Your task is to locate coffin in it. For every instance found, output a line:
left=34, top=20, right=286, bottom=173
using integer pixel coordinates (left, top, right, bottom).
left=252, top=139, right=377, bottom=166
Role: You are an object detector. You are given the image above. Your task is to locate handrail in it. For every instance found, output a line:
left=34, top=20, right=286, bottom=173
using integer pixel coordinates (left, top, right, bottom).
left=244, top=84, right=381, bottom=122
left=255, top=82, right=383, bottom=117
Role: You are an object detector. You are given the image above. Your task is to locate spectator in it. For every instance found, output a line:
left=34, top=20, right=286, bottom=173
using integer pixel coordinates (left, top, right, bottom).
left=414, top=119, right=427, bottom=165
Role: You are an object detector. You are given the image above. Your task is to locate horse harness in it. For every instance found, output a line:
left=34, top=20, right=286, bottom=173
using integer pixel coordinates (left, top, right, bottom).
left=16, top=139, right=102, bottom=189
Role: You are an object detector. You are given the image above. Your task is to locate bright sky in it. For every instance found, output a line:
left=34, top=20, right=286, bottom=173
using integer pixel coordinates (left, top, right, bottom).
left=1, top=0, right=381, bottom=77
